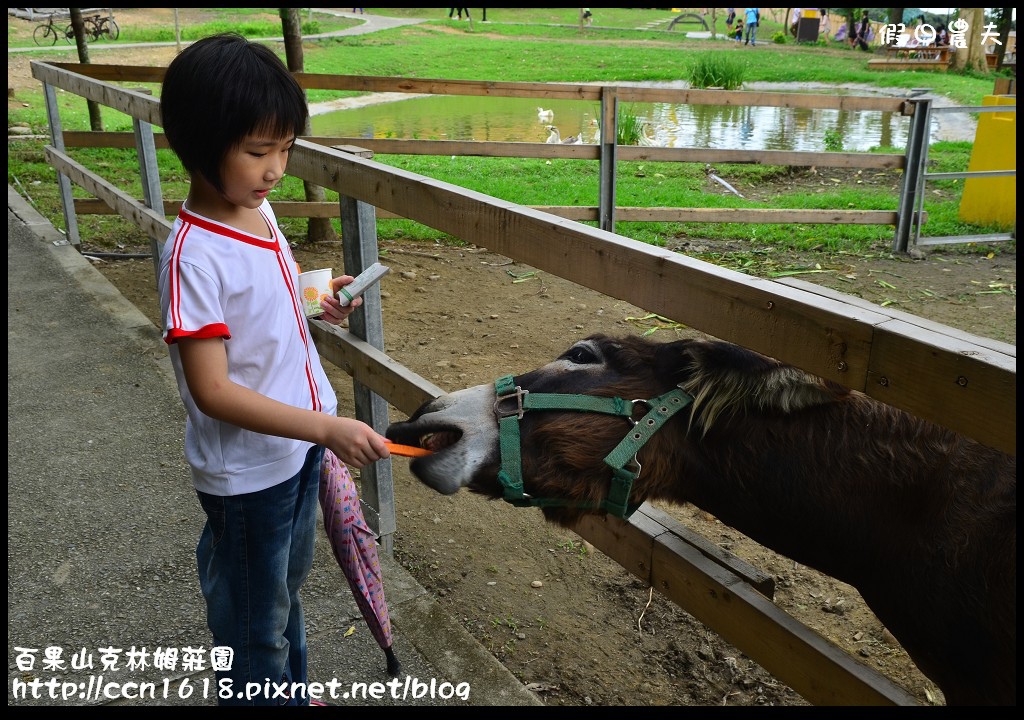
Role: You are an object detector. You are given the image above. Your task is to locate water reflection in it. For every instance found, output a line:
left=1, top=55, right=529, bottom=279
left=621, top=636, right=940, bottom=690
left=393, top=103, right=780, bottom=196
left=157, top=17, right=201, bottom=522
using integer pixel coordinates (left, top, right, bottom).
left=310, top=94, right=910, bottom=152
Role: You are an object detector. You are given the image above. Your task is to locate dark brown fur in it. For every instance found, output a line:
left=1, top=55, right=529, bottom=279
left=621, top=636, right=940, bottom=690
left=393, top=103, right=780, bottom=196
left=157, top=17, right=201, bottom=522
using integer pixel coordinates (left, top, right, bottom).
left=478, top=335, right=1016, bottom=705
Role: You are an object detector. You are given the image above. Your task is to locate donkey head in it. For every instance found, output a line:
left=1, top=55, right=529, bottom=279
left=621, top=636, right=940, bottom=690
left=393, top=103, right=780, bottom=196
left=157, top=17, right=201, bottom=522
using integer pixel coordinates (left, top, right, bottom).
left=387, top=333, right=841, bottom=527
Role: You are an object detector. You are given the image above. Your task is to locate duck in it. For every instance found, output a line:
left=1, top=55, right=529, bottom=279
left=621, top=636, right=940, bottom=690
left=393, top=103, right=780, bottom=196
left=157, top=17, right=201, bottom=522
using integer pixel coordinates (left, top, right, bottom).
left=638, top=122, right=656, bottom=147
left=545, top=125, right=581, bottom=144
left=537, top=107, right=554, bottom=122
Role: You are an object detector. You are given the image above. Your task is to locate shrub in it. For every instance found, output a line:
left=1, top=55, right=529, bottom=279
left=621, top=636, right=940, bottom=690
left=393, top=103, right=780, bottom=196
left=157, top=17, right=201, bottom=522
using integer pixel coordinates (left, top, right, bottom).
left=772, top=31, right=787, bottom=44
left=617, top=107, right=647, bottom=145
left=823, top=128, right=844, bottom=152
left=685, top=53, right=745, bottom=90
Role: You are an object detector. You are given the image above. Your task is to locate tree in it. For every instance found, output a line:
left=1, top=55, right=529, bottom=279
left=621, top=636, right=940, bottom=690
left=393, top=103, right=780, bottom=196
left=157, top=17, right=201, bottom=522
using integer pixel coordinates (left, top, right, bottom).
left=950, top=8, right=988, bottom=73
left=991, top=7, right=1013, bottom=69
left=887, top=8, right=905, bottom=30
left=279, top=8, right=337, bottom=244
left=69, top=8, right=103, bottom=131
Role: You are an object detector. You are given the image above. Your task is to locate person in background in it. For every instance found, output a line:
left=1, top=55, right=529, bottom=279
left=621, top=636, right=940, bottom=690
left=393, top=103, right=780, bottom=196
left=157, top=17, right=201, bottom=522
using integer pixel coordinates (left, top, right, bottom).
left=818, top=10, right=832, bottom=40
left=850, top=10, right=872, bottom=52
left=725, top=7, right=736, bottom=36
left=158, top=32, right=389, bottom=706
left=789, top=8, right=802, bottom=37
left=743, top=7, right=759, bottom=46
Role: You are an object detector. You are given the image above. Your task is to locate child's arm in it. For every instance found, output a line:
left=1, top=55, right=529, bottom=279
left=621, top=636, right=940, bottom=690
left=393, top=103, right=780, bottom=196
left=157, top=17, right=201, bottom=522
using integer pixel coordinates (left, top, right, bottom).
left=176, top=336, right=389, bottom=467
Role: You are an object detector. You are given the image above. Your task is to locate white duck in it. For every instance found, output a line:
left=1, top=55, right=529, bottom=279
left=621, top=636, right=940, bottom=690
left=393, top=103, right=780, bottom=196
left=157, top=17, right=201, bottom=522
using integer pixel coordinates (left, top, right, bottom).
left=545, top=125, right=581, bottom=144
left=537, top=107, right=554, bottom=122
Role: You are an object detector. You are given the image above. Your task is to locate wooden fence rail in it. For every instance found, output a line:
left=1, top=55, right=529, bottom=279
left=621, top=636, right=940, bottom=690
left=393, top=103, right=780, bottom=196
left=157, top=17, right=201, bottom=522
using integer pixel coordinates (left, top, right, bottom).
left=43, top=61, right=917, bottom=232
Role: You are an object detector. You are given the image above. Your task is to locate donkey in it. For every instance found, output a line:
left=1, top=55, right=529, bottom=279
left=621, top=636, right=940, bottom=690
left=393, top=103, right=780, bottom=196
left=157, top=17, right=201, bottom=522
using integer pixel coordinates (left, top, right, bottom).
left=386, top=334, right=1016, bottom=706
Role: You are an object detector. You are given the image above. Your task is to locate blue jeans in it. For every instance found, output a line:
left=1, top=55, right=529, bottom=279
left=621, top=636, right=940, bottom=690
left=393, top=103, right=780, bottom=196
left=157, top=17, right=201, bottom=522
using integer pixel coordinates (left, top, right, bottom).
left=196, top=444, right=323, bottom=706
left=745, top=22, right=757, bottom=44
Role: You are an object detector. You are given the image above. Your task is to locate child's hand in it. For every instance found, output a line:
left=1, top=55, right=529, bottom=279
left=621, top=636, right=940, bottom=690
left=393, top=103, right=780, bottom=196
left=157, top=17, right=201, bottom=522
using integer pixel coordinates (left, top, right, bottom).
left=319, top=275, right=362, bottom=324
left=325, top=417, right=390, bottom=468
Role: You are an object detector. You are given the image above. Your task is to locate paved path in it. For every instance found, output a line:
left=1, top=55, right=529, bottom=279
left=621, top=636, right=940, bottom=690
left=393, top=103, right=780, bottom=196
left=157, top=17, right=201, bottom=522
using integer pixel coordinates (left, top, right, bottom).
left=7, top=9, right=428, bottom=53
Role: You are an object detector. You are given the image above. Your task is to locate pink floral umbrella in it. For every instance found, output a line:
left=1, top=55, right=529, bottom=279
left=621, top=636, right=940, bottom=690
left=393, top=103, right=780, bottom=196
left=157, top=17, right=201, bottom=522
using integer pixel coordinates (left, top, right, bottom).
left=319, top=448, right=402, bottom=677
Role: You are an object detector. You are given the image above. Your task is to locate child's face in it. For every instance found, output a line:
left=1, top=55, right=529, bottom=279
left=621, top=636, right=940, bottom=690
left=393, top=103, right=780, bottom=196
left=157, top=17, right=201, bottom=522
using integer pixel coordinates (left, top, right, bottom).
left=217, top=132, right=296, bottom=210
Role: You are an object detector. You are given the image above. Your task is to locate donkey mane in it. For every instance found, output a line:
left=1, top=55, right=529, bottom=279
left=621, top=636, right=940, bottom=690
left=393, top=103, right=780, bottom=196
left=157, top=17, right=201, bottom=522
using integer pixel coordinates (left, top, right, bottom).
left=677, top=343, right=848, bottom=436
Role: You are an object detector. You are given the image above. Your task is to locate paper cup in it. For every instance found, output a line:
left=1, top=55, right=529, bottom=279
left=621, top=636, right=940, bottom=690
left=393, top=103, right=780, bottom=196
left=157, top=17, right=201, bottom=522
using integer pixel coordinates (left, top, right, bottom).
left=298, top=268, right=334, bottom=318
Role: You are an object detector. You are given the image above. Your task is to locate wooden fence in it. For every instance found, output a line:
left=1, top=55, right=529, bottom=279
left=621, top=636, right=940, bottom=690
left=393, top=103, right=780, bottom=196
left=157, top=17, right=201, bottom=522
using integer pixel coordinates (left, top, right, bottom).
left=28, top=59, right=1016, bottom=706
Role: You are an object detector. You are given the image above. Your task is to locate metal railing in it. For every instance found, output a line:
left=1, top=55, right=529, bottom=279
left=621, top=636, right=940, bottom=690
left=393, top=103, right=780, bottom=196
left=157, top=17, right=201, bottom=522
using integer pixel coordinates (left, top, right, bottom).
left=895, top=98, right=1016, bottom=250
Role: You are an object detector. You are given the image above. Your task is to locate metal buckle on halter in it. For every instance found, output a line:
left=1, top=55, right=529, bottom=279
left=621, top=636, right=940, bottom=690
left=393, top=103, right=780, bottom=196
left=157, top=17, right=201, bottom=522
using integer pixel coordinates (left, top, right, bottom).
left=494, top=386, right=529, bottom=419
left=627, top=399, right=651, bottom=426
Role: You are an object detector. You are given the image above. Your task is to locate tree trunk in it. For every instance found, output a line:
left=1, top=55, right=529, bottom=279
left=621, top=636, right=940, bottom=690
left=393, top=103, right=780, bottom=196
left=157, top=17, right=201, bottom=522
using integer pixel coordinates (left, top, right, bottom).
left=993, top=7, right=1013, bottom=69
left=69, top=8, right=103, bottom=131
left=280, top=7, right=337, bottom=244
left=951, top=8, right=988, bottom=73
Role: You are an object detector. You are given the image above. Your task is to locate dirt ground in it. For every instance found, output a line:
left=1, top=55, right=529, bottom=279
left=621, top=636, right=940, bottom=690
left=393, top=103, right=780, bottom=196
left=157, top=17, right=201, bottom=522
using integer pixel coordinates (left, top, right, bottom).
left=8, top=12, right=1016, bottom=707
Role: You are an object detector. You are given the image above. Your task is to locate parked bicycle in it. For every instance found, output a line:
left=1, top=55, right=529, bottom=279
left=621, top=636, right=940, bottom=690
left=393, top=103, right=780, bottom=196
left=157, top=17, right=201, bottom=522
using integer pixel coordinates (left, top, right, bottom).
left=32, top=14, right=74, bottom=46
left=83, top=14, right=120, bottom=42
left=32, top=13, right=119, bottom=46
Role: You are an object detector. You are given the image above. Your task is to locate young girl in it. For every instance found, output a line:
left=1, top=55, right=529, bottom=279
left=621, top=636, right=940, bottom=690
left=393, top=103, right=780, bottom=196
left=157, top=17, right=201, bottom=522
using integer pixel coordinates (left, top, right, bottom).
left=158, top=33, right=390, bottom=706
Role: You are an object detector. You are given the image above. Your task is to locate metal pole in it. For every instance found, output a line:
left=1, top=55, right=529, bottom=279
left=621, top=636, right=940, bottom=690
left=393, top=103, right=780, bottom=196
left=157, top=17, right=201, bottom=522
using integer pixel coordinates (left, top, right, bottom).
left=338, top=177, right=396, bottom=554
left=598, top=87, right=618, bottom=233
left=893, top=98, right=930, bottom=253
left=42, top=81, right=80, bottom=248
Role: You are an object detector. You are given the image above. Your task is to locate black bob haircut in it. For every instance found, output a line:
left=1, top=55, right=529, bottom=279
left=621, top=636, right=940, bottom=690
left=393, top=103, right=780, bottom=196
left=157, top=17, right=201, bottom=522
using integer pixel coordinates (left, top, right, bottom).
left=160, top=33, right=308, bottom=193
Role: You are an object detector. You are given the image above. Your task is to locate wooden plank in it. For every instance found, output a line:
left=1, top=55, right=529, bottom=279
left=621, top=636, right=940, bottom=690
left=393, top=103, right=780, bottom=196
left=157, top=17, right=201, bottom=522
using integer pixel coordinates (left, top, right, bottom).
left=778, top=277, right=1016, bottom=358
left=575, top=509, right=918, bottom=705
left=862, top=318, right=1016, bottom=453
left=44, top=146, right=170, bottom=244
left=308, top=322, right=445, bottom=415
left=31, top=61, right=161, bottom=125
left=306, top=136, right=905, bottom=170
left=638, top=505, right=775, bottom=598
left=650, top=531, right=918, bottom=705
left=71, top=198, right=905, bottom=227
left=867, top=59, right=950, bottom=72
left=60, top=130, right=905, bottom=171
left=42, top=62, right=909, bottom=114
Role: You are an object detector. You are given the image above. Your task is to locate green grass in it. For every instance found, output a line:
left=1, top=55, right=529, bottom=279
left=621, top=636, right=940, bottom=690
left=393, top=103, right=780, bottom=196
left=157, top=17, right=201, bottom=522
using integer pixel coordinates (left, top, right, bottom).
left=7, top=7, right=1015, bottom=260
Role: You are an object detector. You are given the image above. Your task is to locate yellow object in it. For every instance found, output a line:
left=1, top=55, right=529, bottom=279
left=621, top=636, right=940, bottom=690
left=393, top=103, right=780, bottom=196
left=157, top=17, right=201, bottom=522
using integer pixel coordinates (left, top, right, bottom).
left=959, top=95, right=1017, bottom=228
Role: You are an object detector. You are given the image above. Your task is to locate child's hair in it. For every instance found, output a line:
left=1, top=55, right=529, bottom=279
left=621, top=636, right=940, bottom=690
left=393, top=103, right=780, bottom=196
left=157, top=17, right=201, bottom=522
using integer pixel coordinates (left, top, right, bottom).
left=160, top=33, right=308, bottom=193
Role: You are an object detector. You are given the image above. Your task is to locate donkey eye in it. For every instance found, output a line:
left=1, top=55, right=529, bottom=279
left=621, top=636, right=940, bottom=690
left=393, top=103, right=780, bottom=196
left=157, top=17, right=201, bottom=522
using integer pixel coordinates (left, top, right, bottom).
left=564, top=345, right=598, bottom=364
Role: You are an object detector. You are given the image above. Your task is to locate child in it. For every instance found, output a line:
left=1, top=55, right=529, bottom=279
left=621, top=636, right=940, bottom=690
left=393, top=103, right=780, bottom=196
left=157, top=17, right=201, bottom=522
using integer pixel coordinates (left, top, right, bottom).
left=157, top=32, right=390, bottom=706
left=733, top=23, right=743, bottom=42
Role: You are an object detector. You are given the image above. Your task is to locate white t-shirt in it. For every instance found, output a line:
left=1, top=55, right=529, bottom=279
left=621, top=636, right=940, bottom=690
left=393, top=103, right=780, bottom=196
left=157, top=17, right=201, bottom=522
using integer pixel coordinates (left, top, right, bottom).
left=159, top=201, right=338, bottom=496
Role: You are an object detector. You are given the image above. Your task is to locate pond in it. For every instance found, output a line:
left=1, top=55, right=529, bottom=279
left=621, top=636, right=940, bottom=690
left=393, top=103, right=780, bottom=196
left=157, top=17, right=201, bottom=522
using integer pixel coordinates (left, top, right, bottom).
left=309, top=89, right=921, bottom=153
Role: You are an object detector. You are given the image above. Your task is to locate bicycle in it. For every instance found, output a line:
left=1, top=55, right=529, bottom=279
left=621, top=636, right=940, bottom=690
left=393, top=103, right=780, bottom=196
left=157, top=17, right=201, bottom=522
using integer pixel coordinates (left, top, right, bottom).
left=32, top=15, right=74, bottom=46
left=83, top=14, right=120, bottom=42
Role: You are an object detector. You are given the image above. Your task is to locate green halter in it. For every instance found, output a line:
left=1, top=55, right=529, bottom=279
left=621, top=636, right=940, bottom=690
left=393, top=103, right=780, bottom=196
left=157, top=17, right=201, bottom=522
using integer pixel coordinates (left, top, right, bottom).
left=493, top=374, right=694, bottom=518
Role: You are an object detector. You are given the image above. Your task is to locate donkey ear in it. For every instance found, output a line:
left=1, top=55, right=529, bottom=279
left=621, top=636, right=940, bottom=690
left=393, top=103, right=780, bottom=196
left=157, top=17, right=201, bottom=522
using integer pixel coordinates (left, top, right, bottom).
left=655, top=339, right=702, bottom=385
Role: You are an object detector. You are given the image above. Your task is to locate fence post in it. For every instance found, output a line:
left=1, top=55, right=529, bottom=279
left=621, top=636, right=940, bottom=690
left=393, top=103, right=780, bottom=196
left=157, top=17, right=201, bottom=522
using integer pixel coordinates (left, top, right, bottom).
left=336, top=151, right=396, bottom=554
left=893, top=98, right=931, bottom=252
left=131, top=89, right=165, bottom=278
left=42, top=82, right=81, bottom=248
left=598, top=87, right=618, bottom=233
